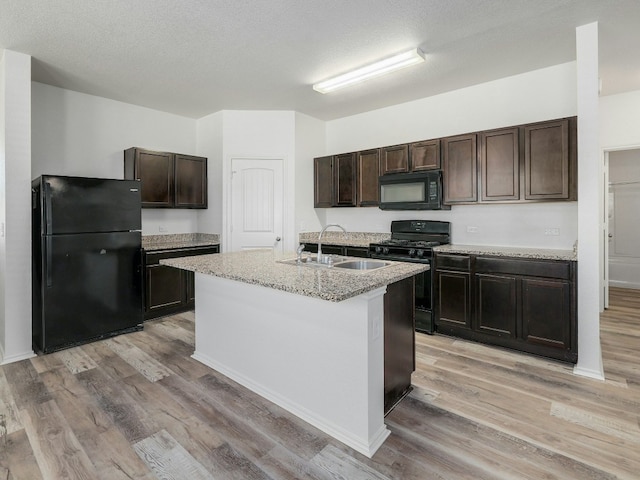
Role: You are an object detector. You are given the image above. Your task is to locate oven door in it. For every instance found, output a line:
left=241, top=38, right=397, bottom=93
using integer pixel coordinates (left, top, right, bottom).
left=369, top=254, right=434, bottom=334
left=414, top=264, right=434, bottom=334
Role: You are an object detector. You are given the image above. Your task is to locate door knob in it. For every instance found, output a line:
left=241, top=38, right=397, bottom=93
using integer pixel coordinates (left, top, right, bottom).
left=276, top=237, right=281, bottom=242
left=608, top=234, right=613, bottom=238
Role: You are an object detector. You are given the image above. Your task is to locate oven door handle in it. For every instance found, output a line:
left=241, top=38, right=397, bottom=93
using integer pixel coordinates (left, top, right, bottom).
left=370, top=254, right=431, bottom=264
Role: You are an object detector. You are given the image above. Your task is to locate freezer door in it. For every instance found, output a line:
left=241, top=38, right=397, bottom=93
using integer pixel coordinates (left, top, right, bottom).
left=34, top=231, right=143, bottom=353
left=36, top=175, right=141, bottom=234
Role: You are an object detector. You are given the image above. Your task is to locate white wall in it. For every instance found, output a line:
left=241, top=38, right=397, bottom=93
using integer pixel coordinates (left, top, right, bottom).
left=196, top=111, right=224, bottom=235
left=601, top=90, right=640, bottom=149
left=31, top=82, right=199, bottom=235
left=0, top=50, right=34, bottom=363
left=322, top=62, right=578, bottom=248
left=221, top=111, right=297, bottom=251
left=294, top=112, right=325, bottom=234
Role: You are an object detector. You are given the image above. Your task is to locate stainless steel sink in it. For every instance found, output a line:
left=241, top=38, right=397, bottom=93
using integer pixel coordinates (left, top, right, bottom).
left=333, top=260, right=390, bottom=271
left=278, top=256, right=391, bottom=272
left=278, top=255, right=347, bottom=268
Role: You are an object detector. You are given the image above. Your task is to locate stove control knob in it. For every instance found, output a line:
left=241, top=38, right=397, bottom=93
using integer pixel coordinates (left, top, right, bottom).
left=416, top=249, right=425, bottom=258
left=409, top=249, right=416, bottom=257
left=375, top=246, right=383, bottom=254
left=383, top=247, right=390, bottom=255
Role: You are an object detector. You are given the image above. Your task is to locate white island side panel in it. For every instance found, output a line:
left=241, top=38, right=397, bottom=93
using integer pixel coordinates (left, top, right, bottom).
left=192, top=272, right=389, bottom=458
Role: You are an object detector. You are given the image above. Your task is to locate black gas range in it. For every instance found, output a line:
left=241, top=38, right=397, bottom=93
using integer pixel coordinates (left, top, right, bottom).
left=370, top=220, right=451, bottom=334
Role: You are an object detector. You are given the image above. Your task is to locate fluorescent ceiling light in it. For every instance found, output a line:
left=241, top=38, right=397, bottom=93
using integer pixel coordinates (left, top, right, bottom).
left=313, top=48, right=425, bottom=94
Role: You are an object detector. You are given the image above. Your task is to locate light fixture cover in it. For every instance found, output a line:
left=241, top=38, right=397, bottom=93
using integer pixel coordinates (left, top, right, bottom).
left=313, top=48, right=425, bottom=94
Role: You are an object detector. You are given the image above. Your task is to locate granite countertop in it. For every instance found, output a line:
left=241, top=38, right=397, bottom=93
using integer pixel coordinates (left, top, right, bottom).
left=161, top=249, right=427, bottom=302
left=298, top=231, right=390, bottom=248
left=433, top=244, right=577, bottom=261
left=142, top=233, right=220, bottom=251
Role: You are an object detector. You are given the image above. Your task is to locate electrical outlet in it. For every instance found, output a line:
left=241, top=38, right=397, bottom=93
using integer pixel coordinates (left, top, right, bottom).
left=467, top=226, right=479, bottom=233
left=544, top=228, right=560, bottom=236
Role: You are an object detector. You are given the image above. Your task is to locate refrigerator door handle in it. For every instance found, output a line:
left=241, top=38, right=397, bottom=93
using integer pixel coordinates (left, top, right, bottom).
left=44, top=182, right=53, bottom=235
left=45, top=237, right=53, bottom=287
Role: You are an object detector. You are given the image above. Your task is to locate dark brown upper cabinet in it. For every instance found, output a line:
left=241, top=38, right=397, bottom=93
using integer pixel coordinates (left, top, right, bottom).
left=125, top=149, right=173, bottom=207
left=174, top=154, right=207, bottom=208
left=381, top=144, right=409, bottom=175
left=313, top=153, right=357, bottom=207
left=442, top=134, right=478, bottom=204
left=124, top=148, right=207, bottom=209
left=334, top=153, right=357, bottom=206
left=524, top=118, right=575, bottom=201
left=313, top=116, right=576, bottom=209
left=409, top=139, right=440, bottom=171
left=480, top=127, right=520, bottom=202
left=357, top=149, right=381, bottom=206
left=314, top=156, right=334, bottom=207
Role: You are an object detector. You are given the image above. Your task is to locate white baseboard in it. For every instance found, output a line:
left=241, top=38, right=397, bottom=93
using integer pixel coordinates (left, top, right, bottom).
left=1, top=350, right=36, bottom=365
left=608, top=280, right=640, bottom=290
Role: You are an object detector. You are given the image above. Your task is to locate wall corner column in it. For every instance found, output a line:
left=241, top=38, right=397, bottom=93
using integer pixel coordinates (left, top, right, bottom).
left=0, top=49, right=35, bottom=364
left=574, top=22, right=604, bottom=380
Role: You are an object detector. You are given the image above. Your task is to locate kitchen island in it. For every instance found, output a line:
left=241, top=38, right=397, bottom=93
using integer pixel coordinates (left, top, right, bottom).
left=161, top=249, right=427, bottom=457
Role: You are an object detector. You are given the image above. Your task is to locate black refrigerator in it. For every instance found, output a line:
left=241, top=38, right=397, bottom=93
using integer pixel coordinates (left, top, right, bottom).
left=32, top=175, right=144, bottom=353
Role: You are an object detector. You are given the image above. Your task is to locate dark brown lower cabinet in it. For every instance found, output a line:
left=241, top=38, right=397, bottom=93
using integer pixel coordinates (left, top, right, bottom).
left=144, top=245, right=219, bottom=320
left=435, top=252, right=577, bottom=363
left=476, top=273, right=517, bottom=338
left=521, top=277, right=571, bottom=349
left=434, top=254, right=472, bottom=331
left=437, top=271, right=472, bottom=329
left=384, top=276, right=415, bottom=415
left=301, top=243, right=369, bottom=258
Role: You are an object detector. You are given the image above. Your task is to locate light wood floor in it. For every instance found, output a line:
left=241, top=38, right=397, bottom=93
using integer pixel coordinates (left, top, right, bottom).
left=0, top=287, right=638, bottom=479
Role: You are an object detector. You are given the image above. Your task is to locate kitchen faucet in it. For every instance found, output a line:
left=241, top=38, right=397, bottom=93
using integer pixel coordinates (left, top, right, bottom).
left=317, top=224, right=347, bottom=263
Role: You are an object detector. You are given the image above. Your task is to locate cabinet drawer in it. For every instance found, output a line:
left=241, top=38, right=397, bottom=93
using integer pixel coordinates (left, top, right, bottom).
left=145, top=245, right=219, bottom=264
left=435, top=254, right=470, bottom=271
left=475, top=257, right=570, bottom=280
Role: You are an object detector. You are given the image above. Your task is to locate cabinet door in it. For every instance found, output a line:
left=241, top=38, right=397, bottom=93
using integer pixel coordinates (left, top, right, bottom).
left=345, top=246, right=370, bottom=258
left=524, top=119, right=570, bottom=200
left=442, top=134, right=478, bottom=204
left=186, top=271, right=196, bottom=305
left=480, top=128, right=519, bottom=201
left=314, top=156, right=334, bottom=207
left=146, top=264, right=186, bottom=313
left=334, top=153, right=357, bottom=206
left=131, top=149, right=173, bottom=207
left=319, top=244, right=343, bottom=255
left=175, top=154, right=207, bottom=208
left=521, top=277, right=571, bottom=350
left=475, top=273, right=517, bottom=338
left=436, top=270, right=471, bottom=329
left=357, top=149, right=381, bottom=206
left=410, top=139, right=440, bottom=171
left=381, top=145, right=409, bottom=175
left=384, top=277, right=415, bottom=414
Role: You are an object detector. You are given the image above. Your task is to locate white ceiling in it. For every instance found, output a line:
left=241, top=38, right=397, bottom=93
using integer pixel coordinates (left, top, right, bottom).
left=2, top=0, right=640, bottom=121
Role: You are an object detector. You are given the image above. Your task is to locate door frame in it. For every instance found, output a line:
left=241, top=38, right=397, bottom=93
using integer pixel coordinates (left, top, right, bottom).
left=601, top=143, right=640, bottom=309
left=223, top=155, right=292, bottom=253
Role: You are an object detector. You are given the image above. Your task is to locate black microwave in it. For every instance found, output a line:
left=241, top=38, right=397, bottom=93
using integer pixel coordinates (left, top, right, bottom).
left=378, top=171, right=450, bottom=210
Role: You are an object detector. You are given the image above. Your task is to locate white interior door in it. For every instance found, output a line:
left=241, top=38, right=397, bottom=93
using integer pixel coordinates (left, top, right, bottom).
left=230, top=158, right=284, bottom=252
